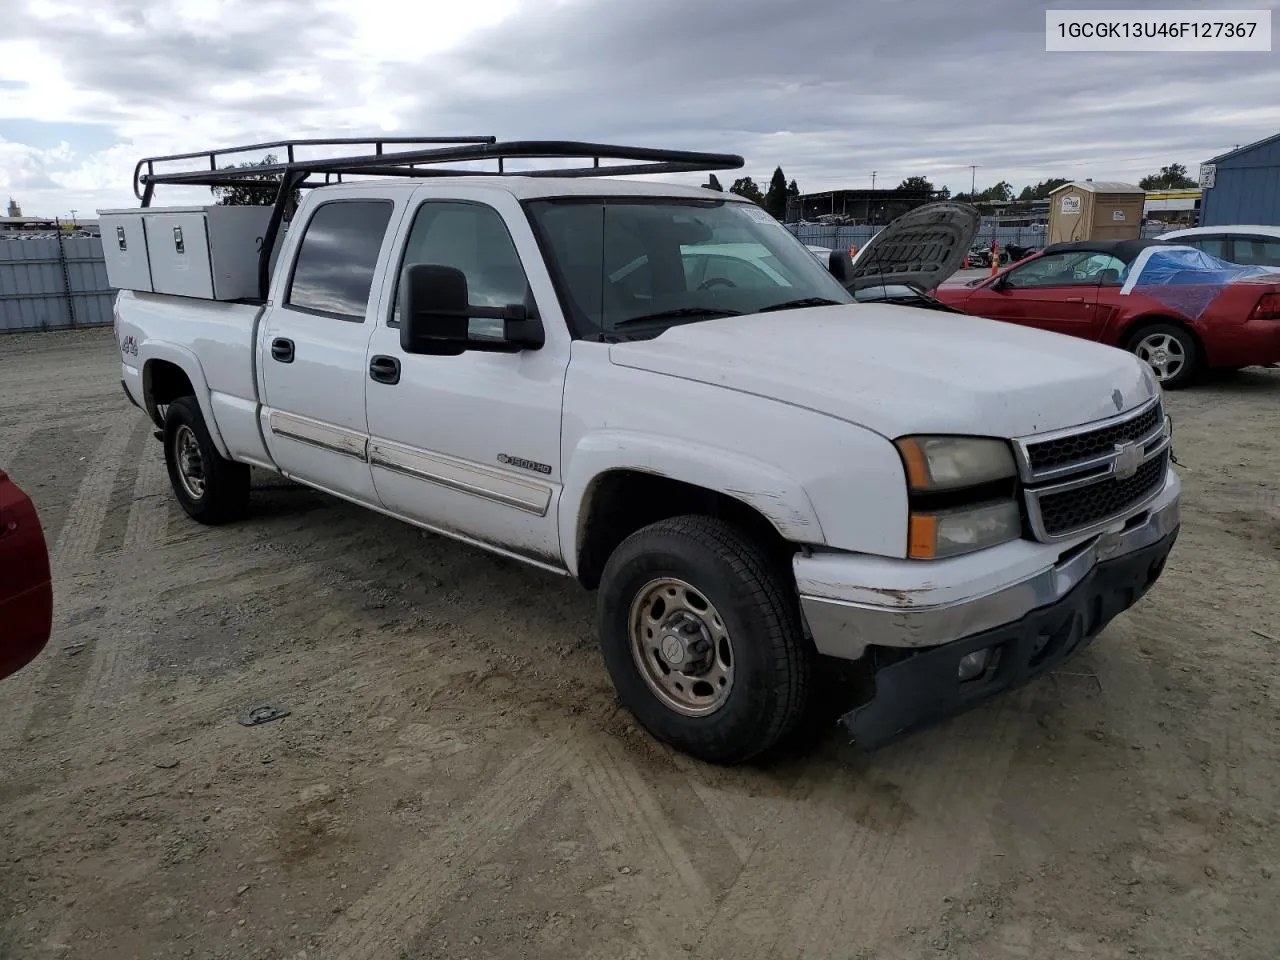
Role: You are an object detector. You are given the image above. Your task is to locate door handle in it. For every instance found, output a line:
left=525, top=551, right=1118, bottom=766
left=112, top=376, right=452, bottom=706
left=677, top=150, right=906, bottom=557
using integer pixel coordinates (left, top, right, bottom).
left=369, top=355, right=401, bottom=385
left=271, top=337, right=294, bottom=363
left=1065, top=296, right=1085, bottom=303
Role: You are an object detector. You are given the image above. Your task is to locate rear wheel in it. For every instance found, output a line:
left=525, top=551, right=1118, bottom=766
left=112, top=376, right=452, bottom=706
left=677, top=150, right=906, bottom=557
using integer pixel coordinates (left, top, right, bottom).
left=596, top=515, right=811, bottom=764
left=1127, top=323, right=1199, bottom=390
left=163, top=396, right=250, bottom=525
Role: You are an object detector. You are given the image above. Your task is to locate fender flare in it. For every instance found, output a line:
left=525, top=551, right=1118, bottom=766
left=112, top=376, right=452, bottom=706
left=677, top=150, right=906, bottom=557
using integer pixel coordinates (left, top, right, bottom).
left=138, top=341, right=232, bottom=460
left=559, top=430, right=826, bottom=576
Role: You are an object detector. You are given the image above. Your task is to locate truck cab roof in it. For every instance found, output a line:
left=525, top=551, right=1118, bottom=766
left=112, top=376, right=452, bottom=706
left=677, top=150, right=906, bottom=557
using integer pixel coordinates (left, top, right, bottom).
left=308, top=176, right=757, bottom=203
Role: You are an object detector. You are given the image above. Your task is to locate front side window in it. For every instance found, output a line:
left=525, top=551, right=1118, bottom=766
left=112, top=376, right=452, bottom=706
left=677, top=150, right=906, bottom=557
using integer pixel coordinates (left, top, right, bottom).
left=1006, top=251, right=1118, bottom=289
left=526, top=198, right=852, bottom=338
left=391, top=201, right=532, bottom=338
left=286, top=200, right=394, bottom=320
left=1185, top=236, right=1228, bottom=258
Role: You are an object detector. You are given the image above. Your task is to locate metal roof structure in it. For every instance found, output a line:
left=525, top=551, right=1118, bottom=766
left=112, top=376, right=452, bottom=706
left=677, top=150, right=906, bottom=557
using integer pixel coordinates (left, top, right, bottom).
left=1048, top=180, right=1143, bottom=195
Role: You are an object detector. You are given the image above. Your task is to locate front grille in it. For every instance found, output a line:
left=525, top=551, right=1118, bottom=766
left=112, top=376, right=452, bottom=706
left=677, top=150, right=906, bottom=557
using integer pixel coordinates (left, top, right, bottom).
left=1033, top=451, right=1168, bottom=538
left=1024, top=401, right=1163, bottom=474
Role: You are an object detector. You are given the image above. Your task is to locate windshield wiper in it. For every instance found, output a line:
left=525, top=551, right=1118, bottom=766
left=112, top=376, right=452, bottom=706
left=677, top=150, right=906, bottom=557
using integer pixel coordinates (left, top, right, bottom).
left=756, top=297, right=843, bottom=313
left=611, top=307, right=743, bottom=328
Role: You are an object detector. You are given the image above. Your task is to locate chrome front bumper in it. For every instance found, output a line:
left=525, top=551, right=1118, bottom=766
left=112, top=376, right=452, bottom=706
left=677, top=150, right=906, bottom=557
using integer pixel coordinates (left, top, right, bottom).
left=798, top=471, right=1181, bottom=661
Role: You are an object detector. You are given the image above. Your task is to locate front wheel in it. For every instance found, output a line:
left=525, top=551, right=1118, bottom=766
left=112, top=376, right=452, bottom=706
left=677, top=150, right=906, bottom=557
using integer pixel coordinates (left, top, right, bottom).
left=1127, top=323, right=1199, bottom=390
left=163, top=396, right=250, bottom=525
left=596, top=516, right=811, bottom=764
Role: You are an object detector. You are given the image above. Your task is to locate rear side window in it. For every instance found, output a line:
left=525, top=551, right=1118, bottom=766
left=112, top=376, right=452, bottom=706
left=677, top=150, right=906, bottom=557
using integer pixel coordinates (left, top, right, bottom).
left=286, top=200, right=395, bottom=320
left=1236, top=237, right=1280, bottom=267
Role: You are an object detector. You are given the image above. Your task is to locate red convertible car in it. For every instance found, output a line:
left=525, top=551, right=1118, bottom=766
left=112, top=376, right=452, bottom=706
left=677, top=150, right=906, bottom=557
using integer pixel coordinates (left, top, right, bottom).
left=934, top=239, right=1280, bottom=388
left=0, top=468, right=53, bottom=680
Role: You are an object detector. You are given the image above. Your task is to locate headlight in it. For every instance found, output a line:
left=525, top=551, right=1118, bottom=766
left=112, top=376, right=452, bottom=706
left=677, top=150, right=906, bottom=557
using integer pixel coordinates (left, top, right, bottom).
left=894, top=436, right=1016, bottom=492
left=908, top=500, right=1022, bottom=560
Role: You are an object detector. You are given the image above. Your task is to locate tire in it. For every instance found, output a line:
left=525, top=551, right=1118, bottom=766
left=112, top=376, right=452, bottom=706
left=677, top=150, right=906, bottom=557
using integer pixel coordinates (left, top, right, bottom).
left=162, top=396, right=250, bottom=525
left=1126, top=322, right=1200, bottom=390
left=596, top=515, right=811, bottom=764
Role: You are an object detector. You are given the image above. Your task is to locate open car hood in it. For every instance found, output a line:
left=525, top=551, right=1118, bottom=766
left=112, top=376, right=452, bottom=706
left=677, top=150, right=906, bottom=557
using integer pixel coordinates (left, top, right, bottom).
left=846, top=201, right=981, bottom=293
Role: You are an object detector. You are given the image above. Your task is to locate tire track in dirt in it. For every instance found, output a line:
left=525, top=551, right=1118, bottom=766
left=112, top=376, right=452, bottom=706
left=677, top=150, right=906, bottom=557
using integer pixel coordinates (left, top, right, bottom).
left=0, top=422, right=36, bottom=468
left=692, top=705, right=1024, bottom=960
left=122, top=443, right=170, bottom=553
left=0, top=422, right=141, bottom=748
left=571, top=735, right=718, bottom=955
left=317, top=739, right=574, bottom=959
left=48, top=420, right=144, bottom=573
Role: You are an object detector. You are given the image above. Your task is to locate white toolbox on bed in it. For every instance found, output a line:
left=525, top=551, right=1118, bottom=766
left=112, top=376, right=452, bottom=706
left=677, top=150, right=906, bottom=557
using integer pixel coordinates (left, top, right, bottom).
left=97, top=205, right=274, bottom=300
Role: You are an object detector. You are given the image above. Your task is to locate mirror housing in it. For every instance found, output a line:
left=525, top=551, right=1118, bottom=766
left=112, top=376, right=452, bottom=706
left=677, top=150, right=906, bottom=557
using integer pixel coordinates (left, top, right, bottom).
left=828, top=249, right=854, bottom=285
left=400, top=264, right=543, bottom=356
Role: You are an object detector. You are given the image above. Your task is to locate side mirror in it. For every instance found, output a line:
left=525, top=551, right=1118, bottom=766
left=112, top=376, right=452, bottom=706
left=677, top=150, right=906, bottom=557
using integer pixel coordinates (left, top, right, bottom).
left=400, top=264, right=544, bottom=356
left=991, top=273, right=1012, bottom=292
left=828, top=249, right=854, bottom=285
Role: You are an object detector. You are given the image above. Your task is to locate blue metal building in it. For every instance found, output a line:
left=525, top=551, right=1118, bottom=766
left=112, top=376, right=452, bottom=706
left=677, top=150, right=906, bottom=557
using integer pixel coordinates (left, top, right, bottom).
left=1198, top=132, right=1280, bottom=226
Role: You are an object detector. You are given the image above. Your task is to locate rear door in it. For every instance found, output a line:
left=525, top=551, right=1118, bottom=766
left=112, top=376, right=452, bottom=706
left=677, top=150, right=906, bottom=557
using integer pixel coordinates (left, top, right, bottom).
left=258, top=194, right=405, bottom=503
left=963, top=250, right=1111, bottom=339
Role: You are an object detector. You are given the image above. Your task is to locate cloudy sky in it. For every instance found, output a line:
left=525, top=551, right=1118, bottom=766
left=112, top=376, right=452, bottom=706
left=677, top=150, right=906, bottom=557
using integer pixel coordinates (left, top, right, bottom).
left=2, top=0, right=1278, bottom=218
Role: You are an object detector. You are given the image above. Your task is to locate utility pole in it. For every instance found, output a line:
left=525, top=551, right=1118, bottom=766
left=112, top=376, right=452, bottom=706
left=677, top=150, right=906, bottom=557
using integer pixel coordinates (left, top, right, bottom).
left=871, top=171, right=877, bottom=190
left=970, top=165, right=977, bottom=198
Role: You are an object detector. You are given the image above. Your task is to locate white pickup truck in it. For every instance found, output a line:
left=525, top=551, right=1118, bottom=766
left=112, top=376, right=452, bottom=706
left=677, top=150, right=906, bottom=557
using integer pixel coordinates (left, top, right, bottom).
left=108, top=138, right=1180, bottom=764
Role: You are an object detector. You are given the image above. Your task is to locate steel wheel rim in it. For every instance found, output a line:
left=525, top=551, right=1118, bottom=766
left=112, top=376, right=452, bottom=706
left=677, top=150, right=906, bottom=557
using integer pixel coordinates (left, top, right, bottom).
left=1135, top=333, right=1186, bottom=382
left=628, top=577, right=734, bottom=717
left=173, top=425, right=206, bottom=500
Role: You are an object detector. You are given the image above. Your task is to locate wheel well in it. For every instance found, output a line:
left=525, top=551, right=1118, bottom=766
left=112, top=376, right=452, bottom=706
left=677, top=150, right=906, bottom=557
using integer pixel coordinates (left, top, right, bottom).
left=575, top=470, right=796, bottom=590
left=143, top=360, right=196, bottom=426
left=1119, top=315, right=1206, bottom=361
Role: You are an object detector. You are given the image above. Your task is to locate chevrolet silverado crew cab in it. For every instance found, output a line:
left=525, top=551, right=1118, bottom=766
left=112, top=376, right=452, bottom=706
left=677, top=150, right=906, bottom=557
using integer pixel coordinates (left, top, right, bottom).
left=105, top=138, right=1180, bottom=764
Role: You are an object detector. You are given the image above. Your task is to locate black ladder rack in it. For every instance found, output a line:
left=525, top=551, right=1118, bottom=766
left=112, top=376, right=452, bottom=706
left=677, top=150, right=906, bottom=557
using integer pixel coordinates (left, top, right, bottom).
left=132, top=136, right=500, bottom=201
left=134, top=138, right=746, bottom=201
left=132, top=137, right=747, bottom=301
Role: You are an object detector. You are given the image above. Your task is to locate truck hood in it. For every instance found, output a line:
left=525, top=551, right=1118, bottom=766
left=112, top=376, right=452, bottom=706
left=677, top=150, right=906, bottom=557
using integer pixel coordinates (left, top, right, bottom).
left=608, top=305, right=1157, bottom=440
left=847, top=201, right=981, bottom=293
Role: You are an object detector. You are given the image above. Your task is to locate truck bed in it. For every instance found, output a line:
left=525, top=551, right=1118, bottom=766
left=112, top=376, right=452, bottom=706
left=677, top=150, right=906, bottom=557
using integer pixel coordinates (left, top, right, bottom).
left=117, top=290, right=272, bottom=468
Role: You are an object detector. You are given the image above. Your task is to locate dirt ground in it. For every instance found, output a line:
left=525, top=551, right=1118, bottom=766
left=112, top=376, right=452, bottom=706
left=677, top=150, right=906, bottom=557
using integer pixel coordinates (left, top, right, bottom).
left=1, top=327, right=1277, bottom=960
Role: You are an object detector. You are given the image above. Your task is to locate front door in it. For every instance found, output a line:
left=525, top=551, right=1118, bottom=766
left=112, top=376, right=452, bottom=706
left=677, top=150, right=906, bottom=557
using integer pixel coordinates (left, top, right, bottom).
left=967, top=250, right=1117, bottom=339
left=259, top=196, right=403, bottom=504
left=363, top=191, right=570, bottom=567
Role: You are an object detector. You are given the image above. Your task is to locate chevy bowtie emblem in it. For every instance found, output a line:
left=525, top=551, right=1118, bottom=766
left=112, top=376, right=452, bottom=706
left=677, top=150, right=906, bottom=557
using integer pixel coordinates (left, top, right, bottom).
left=1113, top=441, right=1142, bottom=481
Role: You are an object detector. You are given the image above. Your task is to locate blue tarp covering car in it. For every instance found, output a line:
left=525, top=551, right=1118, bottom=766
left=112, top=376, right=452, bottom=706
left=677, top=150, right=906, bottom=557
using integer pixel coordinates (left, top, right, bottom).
left=1120, top=245, right=1280, bottom=320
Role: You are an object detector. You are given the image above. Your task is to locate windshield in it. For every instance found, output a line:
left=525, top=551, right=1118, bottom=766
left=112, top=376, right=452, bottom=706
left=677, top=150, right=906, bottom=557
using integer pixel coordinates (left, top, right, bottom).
left=525, top=198, right=854, bottom=338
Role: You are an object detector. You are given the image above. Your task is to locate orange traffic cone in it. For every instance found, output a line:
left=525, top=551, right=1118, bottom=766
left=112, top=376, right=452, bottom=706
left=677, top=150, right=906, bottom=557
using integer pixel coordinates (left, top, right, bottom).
left=990, top=241, right=1001, bottom=277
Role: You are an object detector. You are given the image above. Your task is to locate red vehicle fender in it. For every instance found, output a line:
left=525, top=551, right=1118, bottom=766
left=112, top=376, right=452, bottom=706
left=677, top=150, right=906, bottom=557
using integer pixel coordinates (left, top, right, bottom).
left=0, top=468, right=54, bottom=681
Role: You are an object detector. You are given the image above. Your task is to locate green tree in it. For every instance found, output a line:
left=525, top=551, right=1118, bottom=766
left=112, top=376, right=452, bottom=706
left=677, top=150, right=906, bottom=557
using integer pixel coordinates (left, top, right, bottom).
left=972, top=181, right=1013, bottom=203
left=763, top=166, right=789, bottom=220
left=897, top=176, right=935, bottom=193
left=1139, top=163, right=1197, bottom=190
left=1031, top=177, right=1069, bottom=199
left=211, top=153, right=301, bottom=211
left=729, top=176, right=764, bottom=205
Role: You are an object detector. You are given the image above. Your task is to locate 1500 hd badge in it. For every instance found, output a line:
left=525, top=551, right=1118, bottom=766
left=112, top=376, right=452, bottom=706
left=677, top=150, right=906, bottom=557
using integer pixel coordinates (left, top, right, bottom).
left=120, top=335, right=138, bottom=357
